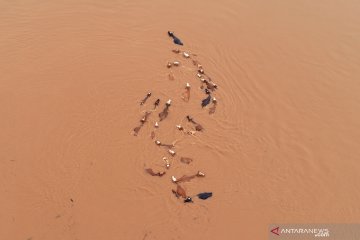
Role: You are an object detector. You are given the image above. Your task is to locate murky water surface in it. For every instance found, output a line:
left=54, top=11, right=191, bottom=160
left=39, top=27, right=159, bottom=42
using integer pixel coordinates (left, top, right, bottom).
left=1, top=0, right=360, bottom=239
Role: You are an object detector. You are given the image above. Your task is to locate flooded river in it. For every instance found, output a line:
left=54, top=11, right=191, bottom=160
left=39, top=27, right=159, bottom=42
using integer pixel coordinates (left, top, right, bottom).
left=1, top=0, right=360, bottom=239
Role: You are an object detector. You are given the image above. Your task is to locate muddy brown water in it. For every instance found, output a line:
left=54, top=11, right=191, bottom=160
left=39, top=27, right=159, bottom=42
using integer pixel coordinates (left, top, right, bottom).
left=1, top=0, right=360, bottom=239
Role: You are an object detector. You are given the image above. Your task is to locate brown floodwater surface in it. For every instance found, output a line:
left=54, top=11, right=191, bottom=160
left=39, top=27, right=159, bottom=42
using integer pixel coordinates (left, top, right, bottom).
left=1, top=0, right=360, bottom=239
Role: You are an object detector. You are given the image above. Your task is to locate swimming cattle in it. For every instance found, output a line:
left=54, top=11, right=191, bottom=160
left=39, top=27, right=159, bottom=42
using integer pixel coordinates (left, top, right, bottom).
left=134, top=32, right=219, bottom=204
left=168, top=31, right=183, bottom=45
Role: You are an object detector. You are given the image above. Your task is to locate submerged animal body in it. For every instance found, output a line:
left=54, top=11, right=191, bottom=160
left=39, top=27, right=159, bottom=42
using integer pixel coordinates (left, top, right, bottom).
left=133, top=126, right=141, bottom=136
left=195, top=124, right=203, bottom=131
left=168, top=31, right=183, bottom=46
left=186, top=115, right=204, bottom=131
left=140, top=111, right=151, bottom=123
left=197, top=192, right=213, bottom=200
left=154, top=99, right=160, bottom=109
left=180, top=157, right=193, bottom=164
left=181, top=88, right=190, bottom=102
left=159, top=103, right=170, bottom=121
left=176, top=185, right=187, bottom=198
left=174, top=174, right=197, bottom=183
left=140, top=92, right=151, bottom=105
left=159, top=108, right=169, bottom=121
left=145, top=168, right=166, bottom=177
left=133, top=111, right=152, bottom=136
left=202, top=95, right=212, bottom=107
left=172, top=185, right=187, bottom=199
left=209, top=104, right=216, bottom=114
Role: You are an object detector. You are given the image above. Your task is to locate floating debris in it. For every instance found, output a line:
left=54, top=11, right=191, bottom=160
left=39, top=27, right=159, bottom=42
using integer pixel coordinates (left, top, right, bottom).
left=155, top=140, right=161, bottom=145
left=183, top=52, right=190, bottom=58
left=140, top=92, right=151, bottom=105
left=180, top=157, right=193, bottom=164
left=197, top=73, right=202, bottom=78
left=154, top=122, right=159, bottom=128
left=197, top=171, right=206, bottom=177
left=197, top=192, right=212, bottom=200
left=198, top=68, right=204, bottom=74
left=171, top=176, right=177, bottom=183
left=145, top=168, right=166, bottom=177
left=167, top=62, right=172, bottom=68
left=173, top=61, right=180, bottom=66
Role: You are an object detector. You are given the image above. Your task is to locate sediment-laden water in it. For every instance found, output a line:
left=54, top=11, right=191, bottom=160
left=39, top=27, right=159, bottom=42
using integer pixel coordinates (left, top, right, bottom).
left=1, top=0, right=360, bottom=239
